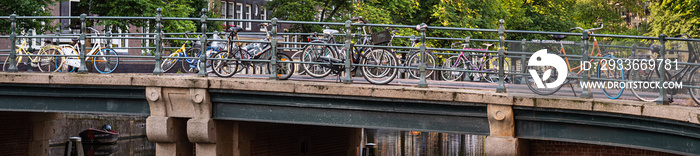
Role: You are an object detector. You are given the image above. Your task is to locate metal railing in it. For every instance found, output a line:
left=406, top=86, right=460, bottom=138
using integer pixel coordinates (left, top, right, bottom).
left=2, top=8, right=699, bottom=106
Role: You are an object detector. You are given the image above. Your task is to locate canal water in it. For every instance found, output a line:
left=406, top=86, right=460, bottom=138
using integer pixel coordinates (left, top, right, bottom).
left=372, top=129, right=485, bottom=156
left=49, top=114, right=484, bottom=156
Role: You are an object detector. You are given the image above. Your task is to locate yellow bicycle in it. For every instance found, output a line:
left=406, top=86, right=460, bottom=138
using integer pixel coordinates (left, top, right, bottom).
left=3, top=31, right=64, bottom=72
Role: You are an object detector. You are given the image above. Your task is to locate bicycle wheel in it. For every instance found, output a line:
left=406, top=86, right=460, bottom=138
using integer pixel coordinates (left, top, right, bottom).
left=441, top=56, right=467, bottom=81
left=290, top=50, right=306, bottom=75
left=688, top=68, right=700, bottom=105
left=161, top=52, right=180, bottom=73
left=628, top=61, right=661, bottom=102
left=212, top=51, right=238, bottom=77
left=597, top=55, right=625, bottom=99
left=93, top=48, right=119, bottom=73
left=487, top=58, right=511, bottom=83
left=361, top=48, right=397, bottom=85
left=37, top=47, right=64, bottom=72
left=58, top=47, right=78, bottom=72
left=301, top=41, right=336, bottom=78
left=525, top=65, right=563, bottom=95
left=268, top=53, right=294, bottom=80
left=181, top=48, right=201, bottom=73
left=406, top=51, right=436, bottom=79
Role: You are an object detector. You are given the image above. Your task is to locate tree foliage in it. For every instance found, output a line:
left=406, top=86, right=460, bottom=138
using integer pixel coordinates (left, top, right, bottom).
left=647, top=0, right=700, bottom=37
left=265, top=0, right=352, bottom=33
left=0, top=0, right=57, bottom=34
left=77, top=0, right=218, bottom=33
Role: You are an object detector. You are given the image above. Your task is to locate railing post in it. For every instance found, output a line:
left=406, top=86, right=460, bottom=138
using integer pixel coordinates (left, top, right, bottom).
left=78, top=14, right=88, bottom=73
left=104, top=30, right=112, bottom=72
left=343, top=20, right=353, bottom=84
left=417, top=23, right=428, bottom=88
left=496, top=19, right=507, bottom=93
left=657, top=34, right=669, bottom=105
left=631, top=44, right=636, bottom=56
left=520, top=39, right=527, bottom=84
left=198, top=8, right=208, bottom=77
left=153, top=8, right=163, bottom=75
left=580, top=30, right=592, bottom=98
left=464, top=37, right=471, bottom=81
left=8, top=14, right=18, bottom=72
left=27, top=29, right=33, bottom=72
left=269, top=18, right=279, bottom=80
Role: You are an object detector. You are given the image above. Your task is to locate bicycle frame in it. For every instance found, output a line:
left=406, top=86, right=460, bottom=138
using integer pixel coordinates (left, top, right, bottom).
left=452, top=44, right=496, bottom=73
left=560, top=36, right=604, bottom=76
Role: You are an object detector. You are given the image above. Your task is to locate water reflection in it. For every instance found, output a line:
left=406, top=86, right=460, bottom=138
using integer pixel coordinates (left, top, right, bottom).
left=374, top=129, right=484, bottom=156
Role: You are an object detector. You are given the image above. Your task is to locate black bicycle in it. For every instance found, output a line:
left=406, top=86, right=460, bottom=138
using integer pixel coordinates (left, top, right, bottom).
left=212, top=24, right=294, bottom=79
left=629, top=34, right=699, bottom=104
left=300, top=16, right=397, bottom=84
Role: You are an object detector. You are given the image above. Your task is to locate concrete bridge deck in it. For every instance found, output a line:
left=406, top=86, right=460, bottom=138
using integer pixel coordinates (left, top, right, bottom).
left=2, top=72, right=700, bottom=155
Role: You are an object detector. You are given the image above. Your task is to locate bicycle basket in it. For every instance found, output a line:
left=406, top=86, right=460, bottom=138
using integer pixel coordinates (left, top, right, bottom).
left=371, top=30, right=391, bottom=45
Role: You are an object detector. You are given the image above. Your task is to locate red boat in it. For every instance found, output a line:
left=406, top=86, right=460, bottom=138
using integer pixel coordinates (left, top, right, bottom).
left=79, top=125, right=119, bottom=144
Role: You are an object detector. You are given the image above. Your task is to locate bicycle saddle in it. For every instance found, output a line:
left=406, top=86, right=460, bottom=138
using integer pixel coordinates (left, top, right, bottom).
left=482, top=43, right=494, bottom=47
left=323, top=29, right=339, bottom=36
left=71, top=38, right=79, bottom=44
left=228, top=27, right=243, bottom=33
left=550, top=34, right=567, bottom=41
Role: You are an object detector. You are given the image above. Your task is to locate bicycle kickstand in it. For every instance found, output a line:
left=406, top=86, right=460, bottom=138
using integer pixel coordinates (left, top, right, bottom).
left=569, top=83, right=578, bottom=97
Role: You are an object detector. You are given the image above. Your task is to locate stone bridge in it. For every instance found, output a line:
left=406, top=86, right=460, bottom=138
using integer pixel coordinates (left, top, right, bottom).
left=1, top=72, right=700, bottom=155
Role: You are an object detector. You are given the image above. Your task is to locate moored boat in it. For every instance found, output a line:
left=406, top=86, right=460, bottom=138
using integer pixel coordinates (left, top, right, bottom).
left=79, top=125, right=119, bottom=144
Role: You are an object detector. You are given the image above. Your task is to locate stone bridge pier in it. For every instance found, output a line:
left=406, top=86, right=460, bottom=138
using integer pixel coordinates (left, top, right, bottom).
left=146, top=87, right=233, bottom=155
left=144, top=87, right=363, bottom=156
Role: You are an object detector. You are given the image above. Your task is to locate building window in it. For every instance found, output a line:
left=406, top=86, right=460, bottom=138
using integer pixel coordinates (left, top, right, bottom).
left=260, top=8, right=267, bottom=20
left=228, top=2, right=234, bottom=27
left=111, top=27, right=129, bottom=54
left=228, top=2, right=234, bottom=18
left=220, top=1, right=226, bottom=18
left=236, top=3, right=242, bottom=28
left=260, top=7, right=267, bottom=32
left=245, top=4, right=252, bottom=30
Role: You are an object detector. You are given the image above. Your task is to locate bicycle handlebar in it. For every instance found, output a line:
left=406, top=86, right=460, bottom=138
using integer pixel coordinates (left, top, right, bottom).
left=350, top=16, right=367, bottom=24
left=570, top=22, right=604, bottom=32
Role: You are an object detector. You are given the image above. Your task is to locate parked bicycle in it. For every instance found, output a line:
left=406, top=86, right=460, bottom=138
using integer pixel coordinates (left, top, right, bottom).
left=161, top=32, right=202, bottom=73
left=3, top=30, right=65, bottom=72
left=526, top=23, right=626, bottom=99
left=396, top=34, right=437, bottom=79
left=442, top=41, right=510, bottom=83
left=211, top=23, right=294, bottom=79
left=629, top=34, right=699, bottom=104
left=300, top=16, right=397, bottom=84
left=58, top=27, right=119, bottom=73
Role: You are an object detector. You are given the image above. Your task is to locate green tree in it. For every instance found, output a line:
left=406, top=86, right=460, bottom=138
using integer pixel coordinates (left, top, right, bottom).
left=0, top=0, right=57, bottom=34
left=647, top=0, right=700, bottom=37
left=502, top=0, right=577, bottom=40
left=77, top=0, right=219, bottom=34
left=265, top=0, right=352, bottom=33
left=430, top=0, right=508, bottom=45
